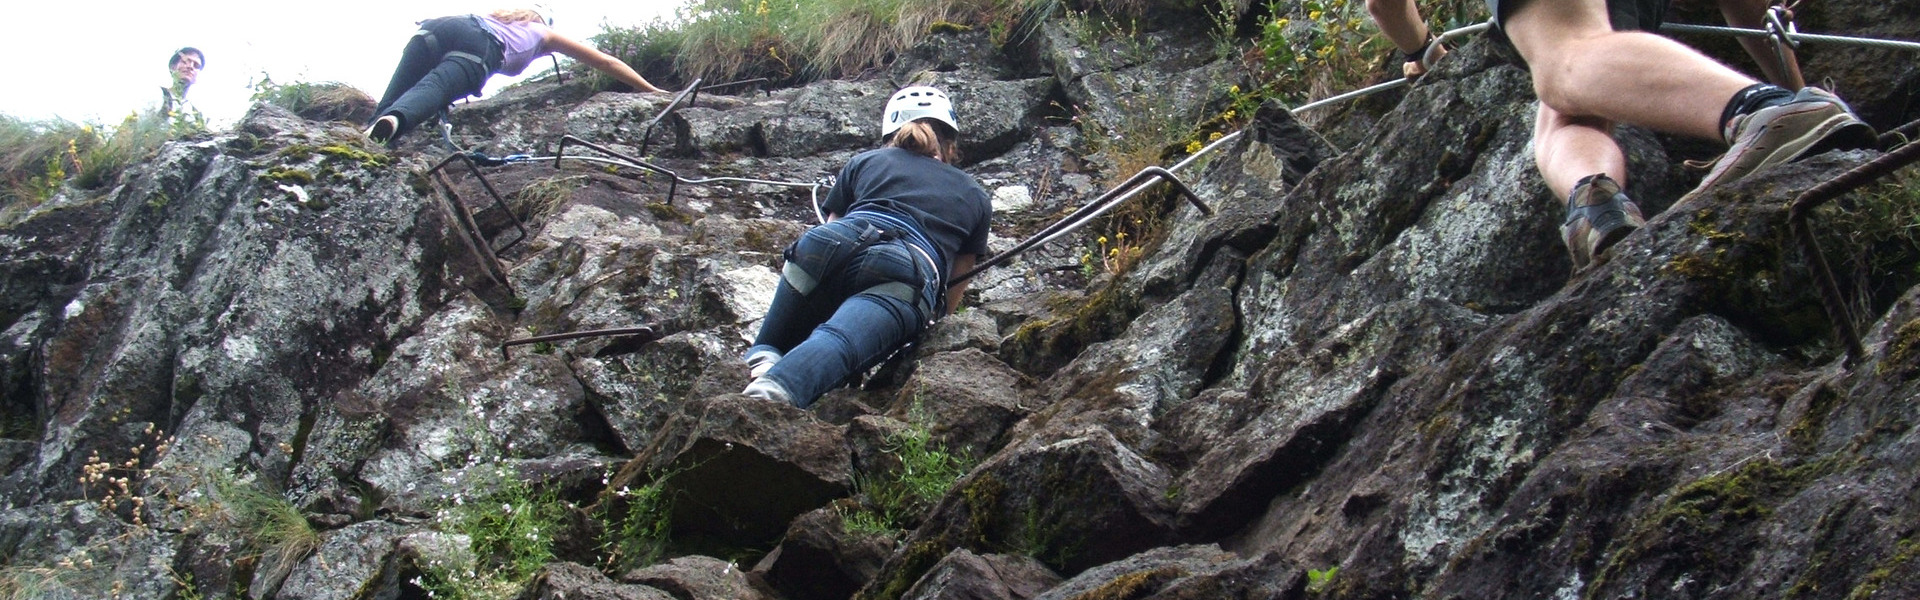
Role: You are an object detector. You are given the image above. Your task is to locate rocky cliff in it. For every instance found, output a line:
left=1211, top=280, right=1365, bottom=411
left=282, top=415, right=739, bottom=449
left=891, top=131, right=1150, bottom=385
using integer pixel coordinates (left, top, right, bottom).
left=4, top=3, right=1920, bottom=599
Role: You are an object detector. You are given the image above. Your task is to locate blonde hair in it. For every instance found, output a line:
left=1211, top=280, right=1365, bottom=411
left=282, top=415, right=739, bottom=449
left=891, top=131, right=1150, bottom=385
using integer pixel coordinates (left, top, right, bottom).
left=488, top=9, right=544, bottom=23
left=887, top=120, right=961, bottom=165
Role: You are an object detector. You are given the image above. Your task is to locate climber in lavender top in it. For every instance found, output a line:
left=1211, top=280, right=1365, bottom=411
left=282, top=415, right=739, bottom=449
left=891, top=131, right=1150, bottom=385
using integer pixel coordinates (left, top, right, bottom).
left=365, top=8, right=667, bottom=145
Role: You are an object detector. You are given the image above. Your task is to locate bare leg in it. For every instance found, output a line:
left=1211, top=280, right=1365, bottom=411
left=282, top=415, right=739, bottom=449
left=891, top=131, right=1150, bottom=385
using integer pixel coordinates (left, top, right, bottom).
left=1504, top=0, right=1755, bottom=141
left=1534, top=103, right=1626, bottom=199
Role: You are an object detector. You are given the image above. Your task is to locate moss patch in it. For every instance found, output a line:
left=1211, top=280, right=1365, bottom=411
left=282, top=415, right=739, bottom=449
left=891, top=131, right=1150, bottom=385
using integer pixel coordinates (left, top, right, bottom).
left=1001, top=284, right=1141, bottom=376
left=260, top=167, right=315, bottom=186
left=1876, top=319, right=1920, bottom=378
left=1845, top=537, right=1920, bottom=600
left=1069, top=566, right=1185, bottom=600
left=315, top=144, right=390, bottom=168
left=862, top=536, right=954, bottom=600
left=1585, top=457, right=1846, bottom=598
left=646, top=202, right=694, bottom=225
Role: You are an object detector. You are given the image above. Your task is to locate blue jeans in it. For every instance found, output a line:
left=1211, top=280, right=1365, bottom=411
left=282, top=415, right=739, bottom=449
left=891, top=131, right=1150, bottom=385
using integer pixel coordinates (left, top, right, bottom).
left=748, top=215, right=939, bottom=407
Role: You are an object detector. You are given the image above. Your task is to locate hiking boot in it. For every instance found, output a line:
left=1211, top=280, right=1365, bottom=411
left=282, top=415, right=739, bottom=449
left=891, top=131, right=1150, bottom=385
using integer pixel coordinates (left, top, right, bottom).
left=364, top=115, right=399, bottom=144
left=1695, top=87, right=1877, bottom=192
left=742, top=376, right=794, bottom=406
left=745, top=349, right=782, bottom=379
left=1560, top=174, right=1645, bottom=270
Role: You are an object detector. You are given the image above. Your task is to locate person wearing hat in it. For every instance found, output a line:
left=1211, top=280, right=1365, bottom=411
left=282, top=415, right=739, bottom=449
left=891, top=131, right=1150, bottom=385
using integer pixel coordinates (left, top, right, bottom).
left=364, top=8, right=667, bottom=144
left=741, top=86, right=993, bottom=408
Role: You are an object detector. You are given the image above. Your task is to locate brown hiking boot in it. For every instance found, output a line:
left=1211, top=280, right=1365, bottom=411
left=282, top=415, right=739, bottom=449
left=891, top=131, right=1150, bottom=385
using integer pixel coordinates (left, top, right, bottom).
left=1561, top=174, right=1645, bottom=270
left=1694, top=86, right=1877, bottom=192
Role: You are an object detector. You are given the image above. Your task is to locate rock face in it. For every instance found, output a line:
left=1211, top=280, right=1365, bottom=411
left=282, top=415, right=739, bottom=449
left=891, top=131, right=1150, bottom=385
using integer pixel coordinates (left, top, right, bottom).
left=5, top=3, right=1920, bottom=599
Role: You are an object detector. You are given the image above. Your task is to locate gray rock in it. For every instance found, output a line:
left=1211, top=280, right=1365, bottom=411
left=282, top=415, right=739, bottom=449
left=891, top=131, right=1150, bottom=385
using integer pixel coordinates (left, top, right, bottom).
left=899, top=549, right=1060, bottom=600
left=274, top=520, right=405, bottom=600
left=621, top=555, right=773, bottom=600
left=1029, top=544, right=1279, bottom=600
left=611, top=394, right=851, bottom=549
left=757, top=506, right=897, bottom=600
left=517, top=562, right=675, bottom=600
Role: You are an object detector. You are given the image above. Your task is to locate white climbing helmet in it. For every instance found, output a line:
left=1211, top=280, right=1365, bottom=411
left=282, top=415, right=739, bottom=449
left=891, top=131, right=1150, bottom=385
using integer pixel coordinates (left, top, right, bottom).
left=880, top=86, right=959, bottom=137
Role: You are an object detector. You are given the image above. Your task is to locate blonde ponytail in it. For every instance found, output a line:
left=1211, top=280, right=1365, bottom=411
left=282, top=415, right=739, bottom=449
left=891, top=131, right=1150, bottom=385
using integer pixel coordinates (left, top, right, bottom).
left=488, top=8, right=544, bottom=23
left=886, top=119, right=961, bottom=164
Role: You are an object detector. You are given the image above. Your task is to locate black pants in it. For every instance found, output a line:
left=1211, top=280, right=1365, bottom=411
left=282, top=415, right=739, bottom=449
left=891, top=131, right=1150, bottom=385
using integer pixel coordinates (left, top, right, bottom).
left=371, top=15, right=504, bottom=141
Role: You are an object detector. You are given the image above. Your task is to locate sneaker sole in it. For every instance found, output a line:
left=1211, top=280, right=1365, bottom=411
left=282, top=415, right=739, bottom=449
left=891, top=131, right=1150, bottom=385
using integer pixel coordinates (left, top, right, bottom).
left=1701, top=109, right=1876, bottom=190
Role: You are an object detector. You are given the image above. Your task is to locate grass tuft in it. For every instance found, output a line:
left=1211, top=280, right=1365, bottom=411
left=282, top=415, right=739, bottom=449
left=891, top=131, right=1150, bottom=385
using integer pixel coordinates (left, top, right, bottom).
left=0, top=112, right=175, bottom=221
left=843, top=419, right=975, bottom=534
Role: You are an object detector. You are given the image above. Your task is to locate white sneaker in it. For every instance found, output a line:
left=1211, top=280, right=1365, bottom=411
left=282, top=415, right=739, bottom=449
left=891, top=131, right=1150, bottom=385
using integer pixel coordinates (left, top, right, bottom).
left=745, top=349, right=782, bottom=379
left=742, top=377, right=793, bottom=405
left=364, top=115, right=398, bottom=144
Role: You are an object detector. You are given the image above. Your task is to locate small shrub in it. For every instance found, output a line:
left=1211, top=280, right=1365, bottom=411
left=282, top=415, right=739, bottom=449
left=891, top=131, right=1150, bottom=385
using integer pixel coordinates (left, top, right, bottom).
left=1813, top=165, right=1920, bottom=328
left=1306, top=566, right=1339, bottom=593
left=0, top=566, right=67, bottom=600
left=590, top=20, right=689, bottom=91
left=0, top=112, right=173, bottom=219
left=597, top=474, right=676, bottom=572
left=214, top=476, right=322, bottom=572
left=249, top=74, right=375, bottom=123
left=421, top=464, right=571, bottom=598
left=843, top=422, right=974, bottom=534
left=610, top=0, right=1101, bottom=86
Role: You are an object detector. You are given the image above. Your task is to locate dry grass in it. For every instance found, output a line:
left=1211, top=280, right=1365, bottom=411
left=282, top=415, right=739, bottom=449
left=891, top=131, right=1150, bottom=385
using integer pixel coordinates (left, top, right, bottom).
left=600, top=0, right=1185, bottom=86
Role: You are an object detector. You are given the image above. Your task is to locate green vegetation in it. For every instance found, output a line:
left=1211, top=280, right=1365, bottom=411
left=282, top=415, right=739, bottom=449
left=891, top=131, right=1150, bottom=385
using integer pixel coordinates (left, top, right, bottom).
left=843, top=420, right=976, bottom=534
left=1, top=112, right=176, bottom=220
left=214, top=476, right=323, bottom=574
left=1812, top=166, right=1920, bottom=334
left=1846, top=537, right=1920, bottom=600
left=1075, top=566, right=1184, bottom=599
left=1306, top=565, right=1340, bottom=594
left=593, top=0, right=1177, bottom=87
left=516, top=175, right=587, bottom=220
left=249, top=74, right=370, bottom=121
left=1586, top=457, right=1846, bottom=598
left=1226, top=0, right=1485, bottom=105
left=597, top=473, right=677, bottom=573
left=420, top=464, right=572, bottom=599
left=0, top=566, right=66, bottom=600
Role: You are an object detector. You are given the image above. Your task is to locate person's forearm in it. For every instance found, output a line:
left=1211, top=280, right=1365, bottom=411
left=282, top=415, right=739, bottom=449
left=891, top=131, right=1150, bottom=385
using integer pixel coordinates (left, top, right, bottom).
left=944, top=254, right=976, bottom=315
left=598, top=58, right=663, bottom=93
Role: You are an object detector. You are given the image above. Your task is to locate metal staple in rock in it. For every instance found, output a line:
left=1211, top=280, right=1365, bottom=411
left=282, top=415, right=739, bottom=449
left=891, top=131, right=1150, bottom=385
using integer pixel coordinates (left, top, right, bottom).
left=1787, top=140, right=1920, bottom=367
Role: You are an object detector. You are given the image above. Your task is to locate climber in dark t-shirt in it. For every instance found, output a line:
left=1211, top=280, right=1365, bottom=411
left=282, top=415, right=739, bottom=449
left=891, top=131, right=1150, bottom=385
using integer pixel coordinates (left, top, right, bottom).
left=741, top=86, right=993, bottom=409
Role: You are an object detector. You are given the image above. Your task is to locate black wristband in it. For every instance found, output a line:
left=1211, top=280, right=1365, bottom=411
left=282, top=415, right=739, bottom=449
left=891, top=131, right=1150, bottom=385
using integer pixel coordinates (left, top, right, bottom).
left=1404, top=35, right=1436, bottom=63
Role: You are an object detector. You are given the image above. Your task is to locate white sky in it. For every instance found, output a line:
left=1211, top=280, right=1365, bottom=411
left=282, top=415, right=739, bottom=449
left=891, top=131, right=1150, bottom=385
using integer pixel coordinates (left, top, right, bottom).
left=3, top=1, right=688, bottom=128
